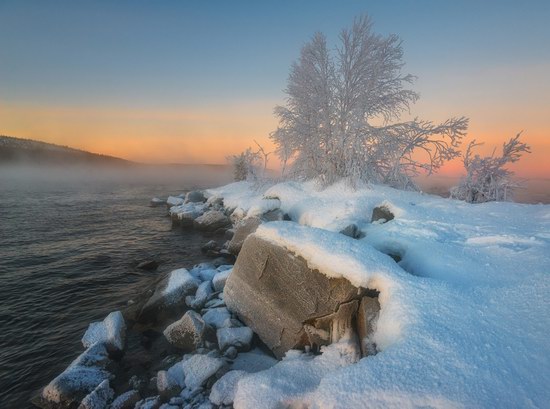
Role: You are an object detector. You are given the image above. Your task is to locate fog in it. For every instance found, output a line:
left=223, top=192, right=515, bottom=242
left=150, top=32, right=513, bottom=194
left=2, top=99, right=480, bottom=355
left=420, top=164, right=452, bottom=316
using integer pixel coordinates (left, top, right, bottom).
left=0, top=163, right=234, bottom=191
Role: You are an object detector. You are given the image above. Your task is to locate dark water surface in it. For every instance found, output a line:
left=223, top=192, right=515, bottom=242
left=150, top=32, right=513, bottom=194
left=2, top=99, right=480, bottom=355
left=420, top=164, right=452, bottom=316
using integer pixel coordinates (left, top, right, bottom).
left=0, top=166, right=231, bottom=408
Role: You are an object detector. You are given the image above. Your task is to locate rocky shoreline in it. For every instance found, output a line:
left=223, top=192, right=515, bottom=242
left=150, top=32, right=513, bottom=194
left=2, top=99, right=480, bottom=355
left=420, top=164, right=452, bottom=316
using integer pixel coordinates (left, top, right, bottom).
left=32, top=187, right=384, bottom=409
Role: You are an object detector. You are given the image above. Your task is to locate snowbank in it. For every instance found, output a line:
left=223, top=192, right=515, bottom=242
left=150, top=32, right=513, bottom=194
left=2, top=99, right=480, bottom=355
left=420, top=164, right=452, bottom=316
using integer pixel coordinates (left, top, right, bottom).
left=208, top=180, right=550, bottom=408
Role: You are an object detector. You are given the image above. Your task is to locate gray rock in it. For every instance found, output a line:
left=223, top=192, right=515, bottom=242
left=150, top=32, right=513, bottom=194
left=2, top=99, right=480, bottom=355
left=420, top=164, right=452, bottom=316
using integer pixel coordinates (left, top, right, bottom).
left=181, top=355, right=228, bottom=389
left=77, top=379, right=113, bottom=409
left=110, top=390, right=141, bottom=409
left=209, top=370, right=247, bottom=406
left=261, top=209, right=285, bottom=222
left=163, top=311, right=216, bottom=351
left=227, top=217, right=262, bottom=255
left=186, top=190, right=206, bottom=203
left=190, top=281, right=214, bottom=310
left=223, top=346, right=238, bottom=360
left=339, top=223, right=362, bottom=239
left=216, top=327, right=253, bottom=352
left=139, top=269, right=200, bottom=324
left=224, top=234, right=365, bottom=359
left=156, top=370, right=180, bottom=402
left=371, top=205, right=394, bottom=223
left=357, top=295, right=380, bottom=356
left=194, top=211, right=231, bottom=232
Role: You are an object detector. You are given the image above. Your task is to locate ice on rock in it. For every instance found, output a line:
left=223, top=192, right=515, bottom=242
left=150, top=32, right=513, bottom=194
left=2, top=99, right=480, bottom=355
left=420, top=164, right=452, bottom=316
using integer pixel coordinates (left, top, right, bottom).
left=181, top=354, right=227, bottom=389
left=209, top=370, right=247, bottom=406
left=40, top=343, right=111, bottom=406
left=82, top=311, right=126, bottom=352
left=78, top=379, right=113, bottom=409
left=202, top=307, right=232, bottom=329
left=216, top=327, right=253, bottom=352
left=166, top=360, right=186, bottom=388
left=212, top=268, right=232, bottom=292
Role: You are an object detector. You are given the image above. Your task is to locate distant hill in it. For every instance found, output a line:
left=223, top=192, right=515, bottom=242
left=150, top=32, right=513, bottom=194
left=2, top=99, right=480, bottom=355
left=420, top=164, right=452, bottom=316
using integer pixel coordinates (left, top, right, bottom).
left=0, top=135, right=134, bottom=166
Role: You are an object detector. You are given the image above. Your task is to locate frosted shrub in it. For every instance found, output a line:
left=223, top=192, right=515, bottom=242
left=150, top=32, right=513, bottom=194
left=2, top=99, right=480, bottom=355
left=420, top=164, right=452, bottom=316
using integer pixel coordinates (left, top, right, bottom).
left=271, top=15, right=468, bottom=188
left=451, top=133, right=531, bottom=203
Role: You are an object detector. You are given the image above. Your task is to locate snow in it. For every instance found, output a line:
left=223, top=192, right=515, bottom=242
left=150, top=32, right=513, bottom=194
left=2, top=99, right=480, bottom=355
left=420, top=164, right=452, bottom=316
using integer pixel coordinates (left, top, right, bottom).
left=209, top=180, right=550, bottom=408
left=82, top=310, right=126, bottom=352
left=209, top=370, right=247, bottom=406
left=169, top=201, right=205, bottom=221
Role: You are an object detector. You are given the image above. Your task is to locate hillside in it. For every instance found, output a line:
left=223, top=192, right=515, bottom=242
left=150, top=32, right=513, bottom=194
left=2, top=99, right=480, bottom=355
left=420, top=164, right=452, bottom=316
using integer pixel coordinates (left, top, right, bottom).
left=0, top=135, right=133, bottom=166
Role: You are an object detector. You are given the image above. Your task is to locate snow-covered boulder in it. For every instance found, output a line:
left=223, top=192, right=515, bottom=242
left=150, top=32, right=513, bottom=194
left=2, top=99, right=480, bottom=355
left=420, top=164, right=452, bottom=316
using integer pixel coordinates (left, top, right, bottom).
left=138, top=268, right=200, bottom=324
left=163, top=311, right=215, bottom=351
left=209, top=370, right=247, bottom=406
left=224, top=233, right=369, bottom=359
left=216, top=327, right=253, bottom=352
left=82, top=311, right=126, bottom=354
left=193, top=210, right=231, bottom=232
left=185, top=190, right=206, bottom=203
left=77, top=379, right=113, bottom=409
left=227, top=217, right=261, bottom=255
left=181, top=355, right=228, bottom=389
left=35, top=343, right=111, bottom=408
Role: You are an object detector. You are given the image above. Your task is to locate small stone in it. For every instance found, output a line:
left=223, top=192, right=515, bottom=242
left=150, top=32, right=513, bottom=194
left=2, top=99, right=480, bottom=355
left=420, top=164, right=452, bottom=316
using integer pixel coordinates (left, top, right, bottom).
left=201, top=240, right=218, bottom=253
left=110, top=390, right=141, bottom=409
left=163, top=310, right=216, bottom=351
left=216, top=327, right=253, bottom=352
left=339, top=223, right=362, bottom=239
left=223, top=346, right=238, bottom=360
left=202, top=307, right=231, bottom=329
left=371, top=205, right=394, bottom=223
left=212, top=269, right=232, bottom=292
left=137, top=260, right=159, bottom=271
left=186, top=190, right=206, bottom=203
left=181, top=355, right=228, bottom=389
left=157, top=370, right=180, bottom=401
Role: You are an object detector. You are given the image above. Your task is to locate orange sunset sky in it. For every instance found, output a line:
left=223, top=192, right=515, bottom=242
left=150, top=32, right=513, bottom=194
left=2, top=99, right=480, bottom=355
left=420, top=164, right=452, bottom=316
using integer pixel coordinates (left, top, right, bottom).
left=1, top=1, right=548, bottom=179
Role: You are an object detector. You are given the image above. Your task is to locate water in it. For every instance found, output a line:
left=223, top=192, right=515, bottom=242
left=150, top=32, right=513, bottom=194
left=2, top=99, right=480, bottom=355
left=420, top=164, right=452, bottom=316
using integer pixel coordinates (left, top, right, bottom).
left=0, top=166, right=232, bottom=408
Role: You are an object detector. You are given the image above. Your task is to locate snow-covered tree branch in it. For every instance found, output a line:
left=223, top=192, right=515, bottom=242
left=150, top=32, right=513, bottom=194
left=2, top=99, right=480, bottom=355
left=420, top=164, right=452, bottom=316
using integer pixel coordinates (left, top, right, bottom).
left=450, top=133, right=531, bottom=203
left=270, top=15, right=469, bottom=188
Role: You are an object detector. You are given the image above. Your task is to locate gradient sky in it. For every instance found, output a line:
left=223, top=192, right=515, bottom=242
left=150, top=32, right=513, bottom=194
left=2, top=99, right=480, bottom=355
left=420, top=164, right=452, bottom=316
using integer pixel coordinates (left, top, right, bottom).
left=1, top=0, right=549, bottom=177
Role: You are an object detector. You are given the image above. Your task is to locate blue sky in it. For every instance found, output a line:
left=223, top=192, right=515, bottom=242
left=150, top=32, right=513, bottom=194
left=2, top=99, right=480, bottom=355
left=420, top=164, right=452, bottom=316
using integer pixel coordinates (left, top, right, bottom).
left=0, top=0, right=548, bottom=174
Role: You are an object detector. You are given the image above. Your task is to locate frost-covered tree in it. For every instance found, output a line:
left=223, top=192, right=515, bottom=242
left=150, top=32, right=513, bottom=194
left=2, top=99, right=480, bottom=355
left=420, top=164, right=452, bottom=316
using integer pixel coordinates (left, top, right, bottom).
left=271, top=15, right=468, bottom=187
left=227, top=148, right=261, bottom=181
left=450, top=133, right=531, bottom=203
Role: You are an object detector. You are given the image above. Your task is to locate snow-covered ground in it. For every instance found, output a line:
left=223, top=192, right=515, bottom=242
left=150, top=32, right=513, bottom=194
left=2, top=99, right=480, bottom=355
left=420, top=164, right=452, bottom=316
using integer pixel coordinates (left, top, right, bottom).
left=207, top=180, right=550, bottom=408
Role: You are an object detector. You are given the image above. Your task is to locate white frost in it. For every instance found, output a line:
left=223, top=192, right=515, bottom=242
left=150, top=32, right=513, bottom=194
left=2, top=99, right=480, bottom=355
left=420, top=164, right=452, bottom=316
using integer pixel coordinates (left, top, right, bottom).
left=82, top=311, right=126, bottom=352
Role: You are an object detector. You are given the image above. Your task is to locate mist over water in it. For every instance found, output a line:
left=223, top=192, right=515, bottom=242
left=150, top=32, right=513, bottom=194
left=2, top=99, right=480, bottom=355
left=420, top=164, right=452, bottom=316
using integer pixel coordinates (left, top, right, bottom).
left=0, top=164, right=232, bottom=408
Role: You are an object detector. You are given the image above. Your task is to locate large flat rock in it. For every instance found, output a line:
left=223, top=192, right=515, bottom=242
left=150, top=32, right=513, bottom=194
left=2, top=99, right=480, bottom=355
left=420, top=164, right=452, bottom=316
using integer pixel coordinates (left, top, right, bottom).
left=224, top=234, right=365, bottom=359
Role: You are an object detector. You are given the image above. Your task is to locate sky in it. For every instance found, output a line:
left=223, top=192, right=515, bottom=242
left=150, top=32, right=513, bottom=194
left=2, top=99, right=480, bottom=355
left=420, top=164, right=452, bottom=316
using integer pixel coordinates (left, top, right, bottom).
left=0, top=0, right=549, bottom=178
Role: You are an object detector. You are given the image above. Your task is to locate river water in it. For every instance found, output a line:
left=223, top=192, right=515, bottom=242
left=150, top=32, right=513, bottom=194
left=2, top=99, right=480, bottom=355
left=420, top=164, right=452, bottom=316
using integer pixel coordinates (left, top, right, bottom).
left=0, top=165, right=232, bottom=408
